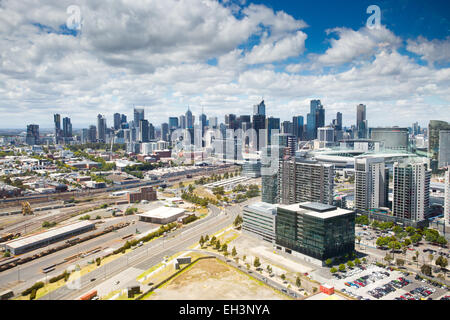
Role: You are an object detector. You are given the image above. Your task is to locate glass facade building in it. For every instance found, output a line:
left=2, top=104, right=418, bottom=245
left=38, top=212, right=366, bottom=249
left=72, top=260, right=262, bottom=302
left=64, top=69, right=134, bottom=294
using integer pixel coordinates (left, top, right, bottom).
left=275, top=202, right=355, bottom=262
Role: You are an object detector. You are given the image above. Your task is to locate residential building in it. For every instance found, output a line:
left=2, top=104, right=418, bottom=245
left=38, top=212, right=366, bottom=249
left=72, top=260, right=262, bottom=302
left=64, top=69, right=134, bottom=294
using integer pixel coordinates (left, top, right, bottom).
left=354, top=157, right=389, bottom=213
left=278, top=158, right=334, bottom=205
left=392, top=159, right=431, bottom=221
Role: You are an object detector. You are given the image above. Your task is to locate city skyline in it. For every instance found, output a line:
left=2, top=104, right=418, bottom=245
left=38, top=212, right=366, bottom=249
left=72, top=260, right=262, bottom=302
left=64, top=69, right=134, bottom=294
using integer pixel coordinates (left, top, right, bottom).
left=0, top=0, right=449, bottom=129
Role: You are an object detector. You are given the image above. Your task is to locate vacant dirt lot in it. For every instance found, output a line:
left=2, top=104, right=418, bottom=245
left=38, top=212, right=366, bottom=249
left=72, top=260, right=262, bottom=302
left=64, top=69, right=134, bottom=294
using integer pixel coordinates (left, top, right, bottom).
left=146, top=258, right=288, bottom=300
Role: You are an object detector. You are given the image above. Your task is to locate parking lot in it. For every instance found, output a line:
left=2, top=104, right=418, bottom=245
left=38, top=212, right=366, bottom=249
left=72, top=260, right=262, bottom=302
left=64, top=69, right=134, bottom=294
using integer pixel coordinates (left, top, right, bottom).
left=330, top=264, right=449, bottom=300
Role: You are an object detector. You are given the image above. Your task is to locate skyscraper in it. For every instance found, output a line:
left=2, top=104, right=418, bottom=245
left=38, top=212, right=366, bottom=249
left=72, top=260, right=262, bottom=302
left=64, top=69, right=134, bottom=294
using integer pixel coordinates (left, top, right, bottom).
left=113, top=113, right=121, bottom=130
left=53, top=114, right=62, bottom=144
left=266, top=117, right=280, bottom=146
left=278, top=158, right=334, bottom=205
left=139, top=119, right=149, bottom=142
left=225, top=114, right=238, bottom=130
left=336, top=112, right=343, bottom=131
left=392, top=159, right=431, bottom=222
left=97, top=114, right=107, bottom=143
left=356, top=104, right=367, bottom=139
left=438, top=130, right=450, bottom=168
left=169, top=117, right=179, bottom=130
left=186, top=108, right=194, bottom=129
left=306, top=100, right=323, bottom=140
left=292, top=116, right=304, bottom=141
left=354, top=157, right=389, bottom=213
left=179, top=115, right=186, bottom=129
left=254, top=100, right=266, bottom=116
left=161, top=123, right=169, bottom=142
left=62, top=117, right=72, bottom=140
left=134, top=108, right=145, bottom=127
left=261, top=145, right=284, bottom=204
left=369, top=127, right=410, bottom=151
left=26, top=124, right=40, bottom=145
left=88, top=125, right=97, bottom=143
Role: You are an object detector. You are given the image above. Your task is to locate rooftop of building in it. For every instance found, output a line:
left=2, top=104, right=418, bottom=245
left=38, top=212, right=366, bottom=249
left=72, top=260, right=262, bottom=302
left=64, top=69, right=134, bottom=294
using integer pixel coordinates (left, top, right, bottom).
left=278, top=202, right=354, bottom=219
left=137, top=206, right=185, bottom=219
left=4, top=220, right=95, bottom=249
left=245, top=202, right=277, bottom=215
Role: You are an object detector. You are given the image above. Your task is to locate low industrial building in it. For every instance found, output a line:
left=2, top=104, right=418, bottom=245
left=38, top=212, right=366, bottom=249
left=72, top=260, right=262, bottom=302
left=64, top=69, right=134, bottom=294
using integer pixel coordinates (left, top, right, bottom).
left=127, top=187, right=157, bottom=204
left=2, top=220, right=95, bottom=255
left=275, top=202, right=355, bottom=266
left=137, top=207, right=186, bottom=224
left=242, top=202, right=277, bottom=243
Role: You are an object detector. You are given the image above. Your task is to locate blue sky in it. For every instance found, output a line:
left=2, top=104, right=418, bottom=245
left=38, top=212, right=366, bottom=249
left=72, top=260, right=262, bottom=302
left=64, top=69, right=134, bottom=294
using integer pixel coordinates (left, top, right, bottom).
left=0, top=0, right=449, bottom=129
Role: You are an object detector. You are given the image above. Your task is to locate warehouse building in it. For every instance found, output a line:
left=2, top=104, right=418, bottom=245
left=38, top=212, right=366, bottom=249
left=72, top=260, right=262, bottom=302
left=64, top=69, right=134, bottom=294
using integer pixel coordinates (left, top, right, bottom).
left=2, top=221, right=95, bottom=255
left=137, top=207, right=186, bottom=224
left=127, top=186, right=157, bottom=204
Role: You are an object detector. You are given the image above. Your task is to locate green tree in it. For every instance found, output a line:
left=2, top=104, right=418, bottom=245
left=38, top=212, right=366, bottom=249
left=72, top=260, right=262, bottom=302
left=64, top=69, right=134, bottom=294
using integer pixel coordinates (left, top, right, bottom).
left=221, top=243, right=228, bottom=252
left=215, top=240, right=221, bottom=250
left=330, top=267, right=338, bottom=274
left=199, top=235, right=205, bottom=247
left=325, top=258, right=332, bottom=267
left=421, top=264, right=432, bottom=277
left=296, top=277, right=301, bottom=288
left=280, top=274, right=286, bottom=281
left=338, top=264, right=346, bottom=272
left=354, top=258, right=361, bottom=265
left=232, top=246, right=237, bottom=257
left=436, top=236, right=448, bottom=247
left=253, top=257, right=261, bottom=268
left=347, top=260, right=354, bottom=268
left=435, top=255, right=448, bottom=270
left=396, top=258, right=405, bottom=267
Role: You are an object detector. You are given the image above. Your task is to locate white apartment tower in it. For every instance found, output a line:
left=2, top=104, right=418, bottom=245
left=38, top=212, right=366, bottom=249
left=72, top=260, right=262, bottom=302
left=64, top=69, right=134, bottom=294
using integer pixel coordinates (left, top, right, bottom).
left=392, top=159, right=431, bottom=221
left=354, top=157, right=389, bottom=212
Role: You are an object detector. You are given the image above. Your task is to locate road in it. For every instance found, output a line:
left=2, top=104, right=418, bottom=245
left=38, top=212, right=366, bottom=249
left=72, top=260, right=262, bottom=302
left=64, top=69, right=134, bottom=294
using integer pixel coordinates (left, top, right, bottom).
left=0, top=216, right=156, bottom=291
left=39, top=201, right=250, bottom=300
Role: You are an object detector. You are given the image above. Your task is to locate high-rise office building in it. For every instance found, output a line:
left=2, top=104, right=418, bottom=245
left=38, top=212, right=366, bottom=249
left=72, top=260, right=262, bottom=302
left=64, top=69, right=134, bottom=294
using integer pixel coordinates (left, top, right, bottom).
left=292, top=116, right=304, bottom=141
left=278, top=158, right=334, bottom=205
left=161, top=123, right=169, bottom=142
left=306, top=100, right=324, bottom=140
left=266, top=117, right=280, bottom=146
left=438, top=130, right=450, bottom=168
left=149, top=123, right=155, bottom=140
left=121, top=114, right=127, bottom=126
left=428, top=121, right=450, bottom=166
left=254, top=100, right=266, bottom=116
left=392, top=159, right=431, bottom=222
left=281, top=121, right=293, bottom=135
left=252, top=114, right=266, bottom=150
left=209, top=116, right=218, bottom=129
left=53, top=114, right=62, bottom=144
left=139, top=119, right=149, bottom=142
left=169, top=117, right=179, bottom=130
left=88, top=125, right=97, bottom=143
left=26, top=124, right=40, bottom=145
left=179, top=115, right=186, bottom=129
left=336, top=112, right=343, bottom=131
left=133, top=108, right=145, bottom=127
left=97, top=114, right=107, bottom=142
left=356, top=104, right=368, bottom=139
left=242, top=202, right=278, bottom=243
left=275, top=202, right=355, bottom=265
left=186, top=108, right=194, bottom=129
left=225, top=114, right=238, bottom=130
left=354, top=157, right=389, bottom=213
left=113, top=113, right=121, bottom=130
left=62, top=117, right=72, bottom=140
